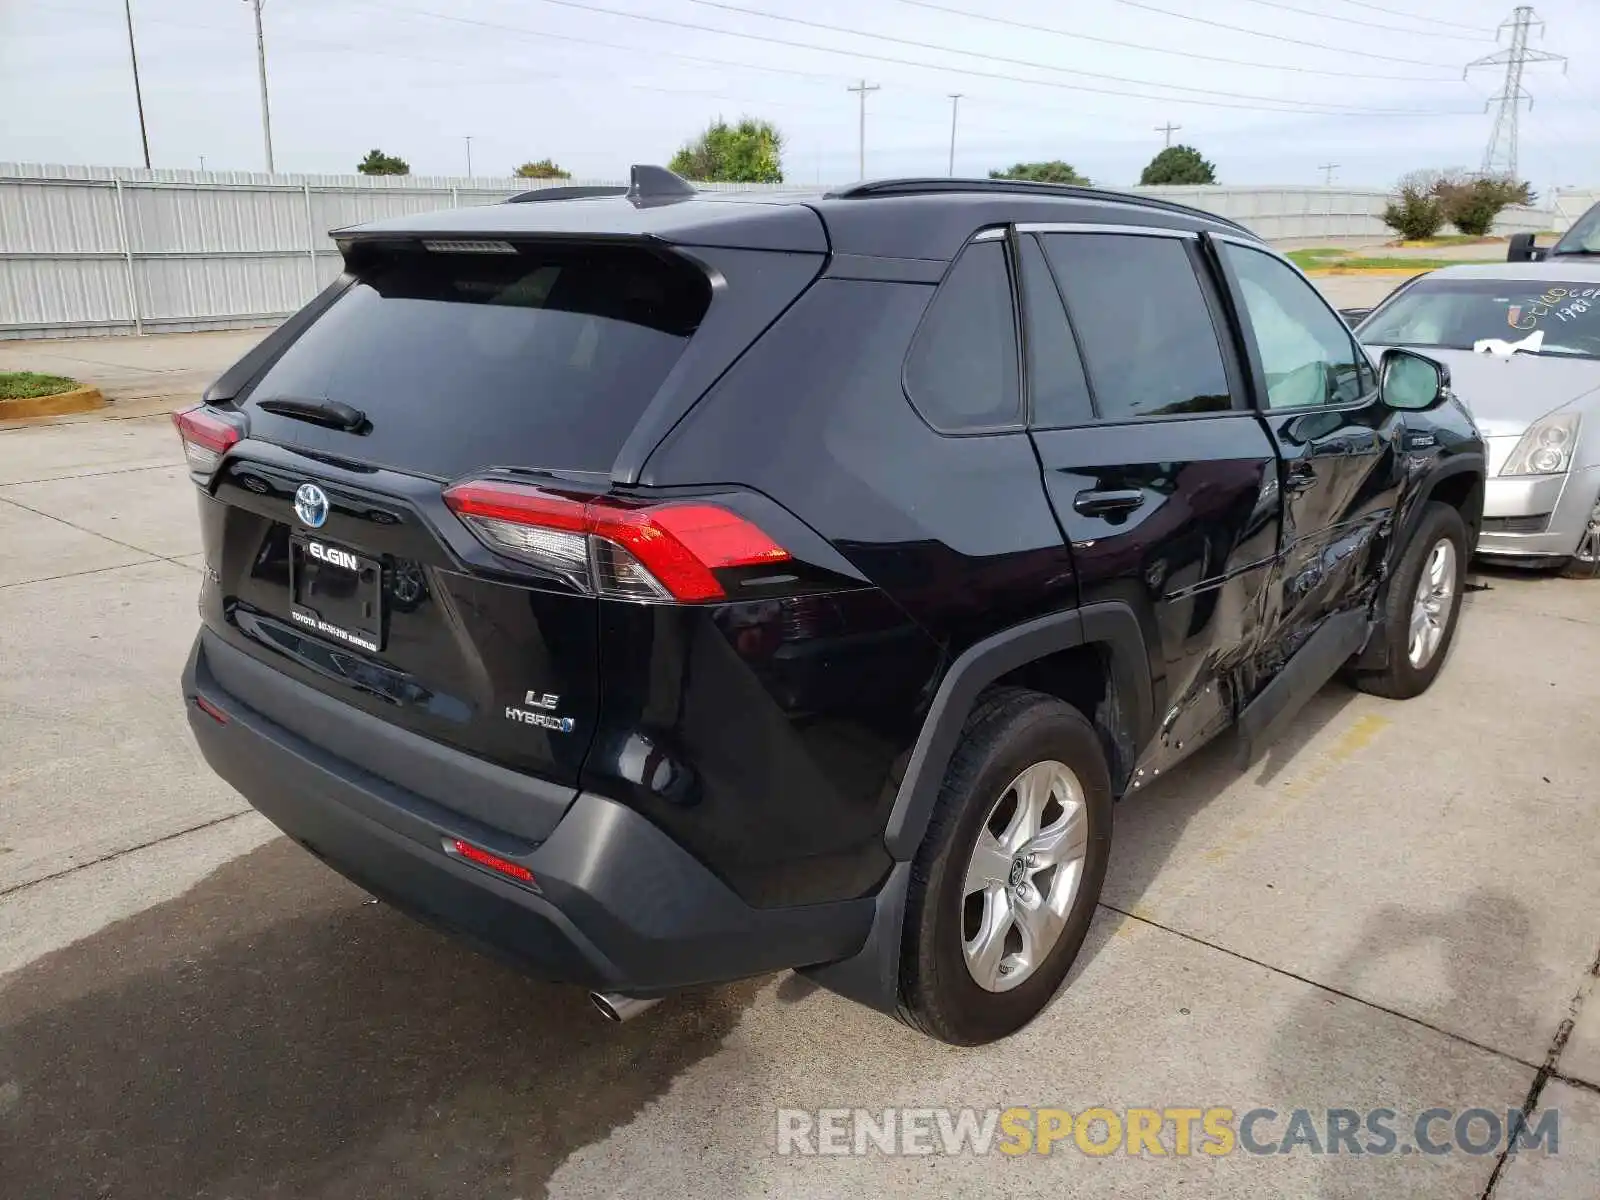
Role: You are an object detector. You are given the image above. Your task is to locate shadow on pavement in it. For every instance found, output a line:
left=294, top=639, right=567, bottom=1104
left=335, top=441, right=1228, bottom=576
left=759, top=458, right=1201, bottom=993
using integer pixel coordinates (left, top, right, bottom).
left=0, top=838, right=761, bottom=1200
left=1267, top=889, right=1539, bottom=1200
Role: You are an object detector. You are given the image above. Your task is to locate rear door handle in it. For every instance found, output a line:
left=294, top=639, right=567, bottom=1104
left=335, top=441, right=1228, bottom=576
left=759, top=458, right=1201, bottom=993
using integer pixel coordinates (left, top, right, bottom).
left=1073, top=488, right=1146, bottom=518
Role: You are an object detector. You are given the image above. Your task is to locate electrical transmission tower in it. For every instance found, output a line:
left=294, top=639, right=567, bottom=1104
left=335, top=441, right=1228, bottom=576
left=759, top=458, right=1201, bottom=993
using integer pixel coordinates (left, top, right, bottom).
left=1466, top=6, right=1565, bottom=179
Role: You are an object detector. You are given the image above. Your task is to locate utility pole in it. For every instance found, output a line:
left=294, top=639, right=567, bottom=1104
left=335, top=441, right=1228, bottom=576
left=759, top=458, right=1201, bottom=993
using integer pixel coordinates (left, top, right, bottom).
left=199, top=155, right=207, bottom=172
left=123, top=0, right=151, bottom=168
left=247, top=0, right=275, bottom=174
left=1466, top=6, right=1565, bottom=179
left=947, top=94, right=963, bottom=176
left=1155, top=121, right=1181, bottom=148
left=847, top=79, right=880, bottom=180
left=1319, top=162, right=1340, bottom=185
left=464, top=136, right=473, bottom=178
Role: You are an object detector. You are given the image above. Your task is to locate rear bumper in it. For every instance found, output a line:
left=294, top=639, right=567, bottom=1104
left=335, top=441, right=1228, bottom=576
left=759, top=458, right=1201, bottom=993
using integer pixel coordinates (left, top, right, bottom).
left=1476, top=467, right=1600, bottom=561
left=183, top=630, right=873, bottom=994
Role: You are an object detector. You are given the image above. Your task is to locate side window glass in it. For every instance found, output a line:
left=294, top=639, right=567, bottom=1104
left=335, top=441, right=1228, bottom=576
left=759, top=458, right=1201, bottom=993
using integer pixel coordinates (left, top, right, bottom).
left=1042, top=233, right=1232, bottom=420
left=904, top=240, right=1021, bottom=432
left=1018, top=235, right=1095, bottom=427
left=1221, top=243, right=1374, bottom=410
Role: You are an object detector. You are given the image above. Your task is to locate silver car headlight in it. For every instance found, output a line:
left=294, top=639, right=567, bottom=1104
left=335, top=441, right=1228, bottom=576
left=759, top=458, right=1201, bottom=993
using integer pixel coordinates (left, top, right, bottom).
left=1500, top=413, right=1582, bottom=476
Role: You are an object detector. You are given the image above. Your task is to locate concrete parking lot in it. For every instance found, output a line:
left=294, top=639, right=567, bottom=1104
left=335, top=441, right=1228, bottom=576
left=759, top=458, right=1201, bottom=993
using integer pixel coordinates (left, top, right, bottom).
left=1, top=320, right=1598, bottom=1199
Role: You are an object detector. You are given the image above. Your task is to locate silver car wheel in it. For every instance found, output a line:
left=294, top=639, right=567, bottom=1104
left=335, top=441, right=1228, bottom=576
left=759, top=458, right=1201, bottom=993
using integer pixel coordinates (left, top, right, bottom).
left=961, top=759, right=1088, bottom=993
left=1408, top=538, right=1457, bottom=669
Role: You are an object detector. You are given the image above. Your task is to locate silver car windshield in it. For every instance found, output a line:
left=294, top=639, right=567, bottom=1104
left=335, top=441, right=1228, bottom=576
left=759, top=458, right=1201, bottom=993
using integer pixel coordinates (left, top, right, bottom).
left=1552, top=204, right=1600, bottom=256
left=1361, top=278, right=1600, bottom=360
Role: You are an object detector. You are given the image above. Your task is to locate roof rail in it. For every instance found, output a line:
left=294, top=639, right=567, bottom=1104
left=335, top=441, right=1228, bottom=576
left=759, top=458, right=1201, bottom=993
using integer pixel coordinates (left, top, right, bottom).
left=824, top=178, right=1253, bottom=236
left=506, top=185, right=628, bottom=204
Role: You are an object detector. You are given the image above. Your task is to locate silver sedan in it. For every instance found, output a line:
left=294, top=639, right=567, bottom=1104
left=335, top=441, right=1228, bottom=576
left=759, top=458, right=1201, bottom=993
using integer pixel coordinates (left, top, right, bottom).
left=1358, top=261, right=1600, bottom=578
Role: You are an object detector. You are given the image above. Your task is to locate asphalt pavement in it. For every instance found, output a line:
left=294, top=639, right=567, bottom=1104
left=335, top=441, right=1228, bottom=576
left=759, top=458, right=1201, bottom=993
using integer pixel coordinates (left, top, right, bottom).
left=1, top=314, right=1598, bottom=1199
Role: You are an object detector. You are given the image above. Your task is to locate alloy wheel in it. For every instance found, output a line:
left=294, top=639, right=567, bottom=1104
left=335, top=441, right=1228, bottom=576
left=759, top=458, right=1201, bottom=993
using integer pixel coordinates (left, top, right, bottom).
left=961, top=759, right=1089, bottom=993
left=1407, top=538, right=1457, bottom=668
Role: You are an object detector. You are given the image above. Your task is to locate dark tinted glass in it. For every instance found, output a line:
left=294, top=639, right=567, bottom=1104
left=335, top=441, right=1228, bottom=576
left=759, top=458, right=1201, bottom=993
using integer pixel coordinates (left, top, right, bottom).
left=247, top=243, right=710, bottom=474
left=1042, top=233, right=1232, bottom=419
left=1018, top=235, right=1094, bottom=427
left=904, top=241, right=1021, bottom=431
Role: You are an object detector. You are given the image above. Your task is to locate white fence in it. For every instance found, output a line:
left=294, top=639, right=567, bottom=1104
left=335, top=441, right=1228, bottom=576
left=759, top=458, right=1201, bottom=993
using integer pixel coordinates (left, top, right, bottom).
left=0, top=163, right=1583, bottom=340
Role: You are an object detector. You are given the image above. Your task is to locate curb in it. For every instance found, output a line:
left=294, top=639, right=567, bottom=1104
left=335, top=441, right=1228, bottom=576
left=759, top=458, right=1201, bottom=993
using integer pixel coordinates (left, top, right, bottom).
left=0, top=385, right=107, bottom=421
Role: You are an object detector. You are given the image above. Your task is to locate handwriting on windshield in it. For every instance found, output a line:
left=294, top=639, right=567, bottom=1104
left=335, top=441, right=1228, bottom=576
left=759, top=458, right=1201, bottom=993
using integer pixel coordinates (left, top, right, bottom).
left=1510, top=286, right=1600, bottom=330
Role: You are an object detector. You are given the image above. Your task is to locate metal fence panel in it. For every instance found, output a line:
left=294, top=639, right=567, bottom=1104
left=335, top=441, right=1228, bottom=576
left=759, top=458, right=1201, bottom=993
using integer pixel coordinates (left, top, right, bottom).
left=0, top=164, right=1586, bottom=339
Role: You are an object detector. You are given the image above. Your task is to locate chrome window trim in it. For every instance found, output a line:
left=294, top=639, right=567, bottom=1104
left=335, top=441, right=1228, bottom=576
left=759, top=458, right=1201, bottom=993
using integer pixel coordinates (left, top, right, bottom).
left=1015, top=222, right=1198, bottom=239
left=971, top=227, right=1007, bottom=242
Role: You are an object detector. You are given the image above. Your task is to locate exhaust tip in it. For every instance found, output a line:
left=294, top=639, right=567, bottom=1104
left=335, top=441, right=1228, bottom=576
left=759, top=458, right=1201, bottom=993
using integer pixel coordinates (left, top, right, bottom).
left=589, top=991, right=662, bottom=1023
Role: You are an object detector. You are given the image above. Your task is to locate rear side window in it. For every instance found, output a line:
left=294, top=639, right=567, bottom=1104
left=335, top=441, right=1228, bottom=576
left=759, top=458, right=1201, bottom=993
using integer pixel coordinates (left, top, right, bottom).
left=903, top=241, right=1021, bottom=432
left=1041, top=233, right=1232, bottom=420
left=1017, top=234, right=1094, bottom=427
left=246, top=243, right=711, bottom=475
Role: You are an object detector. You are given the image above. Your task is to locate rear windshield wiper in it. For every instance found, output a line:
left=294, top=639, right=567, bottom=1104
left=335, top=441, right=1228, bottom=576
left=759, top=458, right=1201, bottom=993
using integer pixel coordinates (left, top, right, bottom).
left=255, top=396, right=369, bottom=433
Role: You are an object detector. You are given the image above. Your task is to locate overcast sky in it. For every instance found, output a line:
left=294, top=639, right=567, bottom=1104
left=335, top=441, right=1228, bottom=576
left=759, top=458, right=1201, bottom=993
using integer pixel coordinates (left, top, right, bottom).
left=3, top=0, right=1596, bottom=192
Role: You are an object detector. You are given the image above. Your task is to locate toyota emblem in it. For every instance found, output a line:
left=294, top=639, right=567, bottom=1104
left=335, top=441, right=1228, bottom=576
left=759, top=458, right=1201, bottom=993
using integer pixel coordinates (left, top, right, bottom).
left=294, top=483, right=329, bottom=529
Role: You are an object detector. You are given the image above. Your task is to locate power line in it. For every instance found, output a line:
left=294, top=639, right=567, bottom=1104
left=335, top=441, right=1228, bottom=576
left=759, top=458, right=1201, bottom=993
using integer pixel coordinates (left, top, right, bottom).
left=1114, top=0, right=1466, bottom=68
left=1228, top=0, right=1494, bottom=40
left=1328, top=0, right=1493, bottom=33
left=895, top=0, right=1460, bottom=81
left=679, top=0, right=1467, bottom=114
left=369, top=0, right=1474, bottom=116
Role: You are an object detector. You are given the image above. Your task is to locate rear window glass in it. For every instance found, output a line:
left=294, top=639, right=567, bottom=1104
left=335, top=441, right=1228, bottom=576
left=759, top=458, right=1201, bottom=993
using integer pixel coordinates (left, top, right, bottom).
left=246, top=243, right=710, bottom=475
left=903, top=241, right=1022, bottom=432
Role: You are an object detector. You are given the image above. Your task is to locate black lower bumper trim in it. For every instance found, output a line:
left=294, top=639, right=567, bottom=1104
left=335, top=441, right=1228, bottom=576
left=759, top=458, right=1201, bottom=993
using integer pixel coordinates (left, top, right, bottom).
left=182, top=630, right=873, bottom=993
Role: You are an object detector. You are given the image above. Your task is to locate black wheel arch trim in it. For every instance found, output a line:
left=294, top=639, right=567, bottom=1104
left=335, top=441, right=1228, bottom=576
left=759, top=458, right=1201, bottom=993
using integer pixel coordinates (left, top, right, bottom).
left=882, top=600, right=1152, bottom=862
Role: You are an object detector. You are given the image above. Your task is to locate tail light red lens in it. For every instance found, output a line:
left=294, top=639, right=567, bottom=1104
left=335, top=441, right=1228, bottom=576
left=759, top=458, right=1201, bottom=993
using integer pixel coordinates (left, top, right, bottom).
left=442, top=480, right=791, bottom=603
left=173, top=406, right=240, bottom=475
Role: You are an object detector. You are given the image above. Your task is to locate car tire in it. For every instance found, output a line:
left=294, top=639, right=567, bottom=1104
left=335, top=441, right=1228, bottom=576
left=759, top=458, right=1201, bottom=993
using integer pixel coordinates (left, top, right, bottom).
left=1355, top=502, right=1468, bottom=700
left=896, top=688, right=1113, bottom=1046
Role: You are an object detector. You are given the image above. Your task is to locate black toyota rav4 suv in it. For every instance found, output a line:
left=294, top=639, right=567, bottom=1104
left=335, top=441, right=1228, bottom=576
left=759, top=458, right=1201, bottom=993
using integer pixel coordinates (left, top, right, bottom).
left=180, top=167, right=1484, bottom=1045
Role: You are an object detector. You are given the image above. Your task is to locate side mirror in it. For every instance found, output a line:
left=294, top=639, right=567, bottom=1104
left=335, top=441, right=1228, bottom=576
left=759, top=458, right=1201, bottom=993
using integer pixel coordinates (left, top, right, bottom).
left=1380, top=348, right=1451, bottom=412
left=1507, top=232, right=1547, bottom=263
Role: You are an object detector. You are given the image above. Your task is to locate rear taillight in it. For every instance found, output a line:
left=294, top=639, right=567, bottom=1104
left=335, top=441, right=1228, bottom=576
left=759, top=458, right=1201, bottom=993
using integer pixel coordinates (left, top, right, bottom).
left=172, top=406, right=240, bottom=475
left=442, top=480, right=791, bottom=604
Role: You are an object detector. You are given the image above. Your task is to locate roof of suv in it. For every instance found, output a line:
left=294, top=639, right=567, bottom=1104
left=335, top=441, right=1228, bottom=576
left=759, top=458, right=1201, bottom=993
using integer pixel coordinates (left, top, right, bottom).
left=336, top=171, right=1259, bottom=263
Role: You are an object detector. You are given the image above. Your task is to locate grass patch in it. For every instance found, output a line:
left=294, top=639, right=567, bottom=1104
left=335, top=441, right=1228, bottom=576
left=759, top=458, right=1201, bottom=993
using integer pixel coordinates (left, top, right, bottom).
left=1393, top=234, right=1497, bottom=247
left=1286, top=248, right=1475, bottom=272
left=0, top=371, right=81, bottom=400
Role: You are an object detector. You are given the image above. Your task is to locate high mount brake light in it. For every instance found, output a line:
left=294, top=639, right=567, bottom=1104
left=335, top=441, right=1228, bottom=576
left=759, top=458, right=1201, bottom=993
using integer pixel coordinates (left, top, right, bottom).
left=172, top=406, right=240, bottom=475
left=442, top=480, right=791, bottom=603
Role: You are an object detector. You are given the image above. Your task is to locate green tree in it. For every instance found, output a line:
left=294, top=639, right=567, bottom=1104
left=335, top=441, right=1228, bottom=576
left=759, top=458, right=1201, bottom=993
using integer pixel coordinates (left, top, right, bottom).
left=1436, top=174, right=1535, bottom=237
left=1139, top=145, right=1217, bottom=186
left=668, top=118, right=783, bottom=183
left=514, top=159, right=572, bottom=179
left=987, top=161, right=1089, bottom=185
left=356, top=149, right=410, bottom=176
left=1382, top=170, right=1446, bottom=240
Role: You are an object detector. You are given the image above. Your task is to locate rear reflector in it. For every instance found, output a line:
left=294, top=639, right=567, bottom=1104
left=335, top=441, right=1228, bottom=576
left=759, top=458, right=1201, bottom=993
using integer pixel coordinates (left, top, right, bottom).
left=194, top=695, right=229, bottom=724
left=173, top=406, right=241, bottom=475
left=447, top=838, right=538, bottom=887
left=442, top=480, right=790, bottom=603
